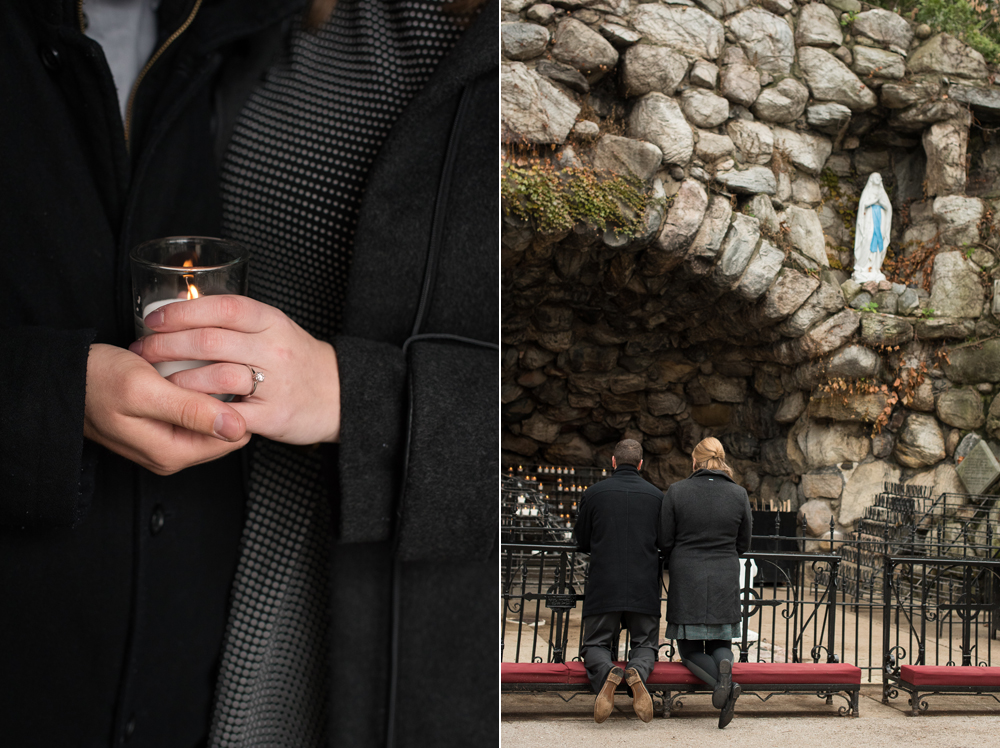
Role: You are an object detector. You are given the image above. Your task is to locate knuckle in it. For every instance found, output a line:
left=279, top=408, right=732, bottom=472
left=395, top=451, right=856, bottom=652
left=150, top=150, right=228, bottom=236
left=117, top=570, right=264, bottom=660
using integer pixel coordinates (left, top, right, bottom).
left=219, top=366, right=245, bottom=393
left=197, top=327, right=226, bottom=354
left=178, top=396, right=208, bottom=433
left=218, top=295, right=243, bottom=322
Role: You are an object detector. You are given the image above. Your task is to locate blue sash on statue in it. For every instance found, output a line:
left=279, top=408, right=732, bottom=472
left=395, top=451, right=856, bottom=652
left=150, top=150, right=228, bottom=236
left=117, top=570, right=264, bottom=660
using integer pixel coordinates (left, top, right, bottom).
left=871, top=204, right=883, bottom=254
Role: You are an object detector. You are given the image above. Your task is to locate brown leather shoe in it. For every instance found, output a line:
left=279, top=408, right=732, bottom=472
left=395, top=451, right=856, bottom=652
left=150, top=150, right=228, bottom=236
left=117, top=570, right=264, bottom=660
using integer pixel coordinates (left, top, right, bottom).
left=624, top=667, right=654, bottom=723
left=594, top=666, right=625, bottom=723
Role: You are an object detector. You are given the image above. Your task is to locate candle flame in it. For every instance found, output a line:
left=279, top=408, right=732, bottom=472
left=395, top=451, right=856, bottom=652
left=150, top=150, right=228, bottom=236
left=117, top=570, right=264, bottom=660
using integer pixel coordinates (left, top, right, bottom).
left=182, top=259, right=199, bottom=299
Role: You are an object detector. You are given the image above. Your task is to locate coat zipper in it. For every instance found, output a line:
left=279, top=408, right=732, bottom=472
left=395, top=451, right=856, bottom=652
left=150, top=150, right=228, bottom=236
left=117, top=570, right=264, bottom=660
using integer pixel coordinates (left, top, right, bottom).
left=77, top=0, right=204, bottom=153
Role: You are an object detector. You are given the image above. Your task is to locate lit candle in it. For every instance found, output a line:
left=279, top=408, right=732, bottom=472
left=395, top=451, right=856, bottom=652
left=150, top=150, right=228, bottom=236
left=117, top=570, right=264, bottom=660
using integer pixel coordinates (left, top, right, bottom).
left=137, top=269, right=208, bottom=378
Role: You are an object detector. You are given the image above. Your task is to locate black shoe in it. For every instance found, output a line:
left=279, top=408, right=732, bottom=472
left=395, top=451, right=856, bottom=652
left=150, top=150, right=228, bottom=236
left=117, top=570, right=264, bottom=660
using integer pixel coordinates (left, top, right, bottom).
left=718, top=682, right=741, bottom=729
left=713, top=659, right=732, bottom=709
left=595, top=666, right=625, bottom=724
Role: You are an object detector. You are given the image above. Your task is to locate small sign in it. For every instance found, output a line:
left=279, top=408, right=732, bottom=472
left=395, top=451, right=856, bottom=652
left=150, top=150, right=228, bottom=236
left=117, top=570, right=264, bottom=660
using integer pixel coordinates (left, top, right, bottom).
left=956, top=440, right=1000, bottom=495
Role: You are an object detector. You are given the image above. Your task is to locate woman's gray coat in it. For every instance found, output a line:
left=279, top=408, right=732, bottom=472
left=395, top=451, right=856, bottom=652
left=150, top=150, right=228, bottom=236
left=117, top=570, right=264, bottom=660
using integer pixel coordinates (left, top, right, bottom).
left=660, top=469, right=753, bottom=625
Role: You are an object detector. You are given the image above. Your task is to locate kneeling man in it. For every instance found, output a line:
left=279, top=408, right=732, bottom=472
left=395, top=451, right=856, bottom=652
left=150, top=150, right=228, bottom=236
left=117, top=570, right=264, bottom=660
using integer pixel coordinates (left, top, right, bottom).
left=574, top=439, right=664, bottom=723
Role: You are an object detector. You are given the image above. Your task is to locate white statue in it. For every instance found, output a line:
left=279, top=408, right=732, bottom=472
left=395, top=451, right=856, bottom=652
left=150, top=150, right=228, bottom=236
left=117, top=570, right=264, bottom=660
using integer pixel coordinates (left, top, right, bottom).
left=852, top=172, right=892, bottom=284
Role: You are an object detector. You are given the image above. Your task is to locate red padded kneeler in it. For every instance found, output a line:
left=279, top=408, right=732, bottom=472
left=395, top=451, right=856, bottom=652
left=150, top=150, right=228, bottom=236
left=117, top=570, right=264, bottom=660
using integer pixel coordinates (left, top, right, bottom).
left=900, top=665, right=1000, bottom=688
left=647, top=663, right=704, bottom=685
left=501, top=662, right=571, bottom=683
left=733, top=662, right=862, bottom=685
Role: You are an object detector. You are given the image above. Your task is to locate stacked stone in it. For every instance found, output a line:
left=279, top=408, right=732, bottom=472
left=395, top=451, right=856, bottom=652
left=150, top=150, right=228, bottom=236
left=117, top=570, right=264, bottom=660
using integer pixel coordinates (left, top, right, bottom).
left=502, top=0, right=1000, bottom=534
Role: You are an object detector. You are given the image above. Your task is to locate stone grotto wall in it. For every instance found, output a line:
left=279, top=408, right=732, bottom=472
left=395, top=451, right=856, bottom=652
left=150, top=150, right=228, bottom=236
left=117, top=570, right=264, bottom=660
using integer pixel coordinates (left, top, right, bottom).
left=501, top=0, right=1000, bottom=541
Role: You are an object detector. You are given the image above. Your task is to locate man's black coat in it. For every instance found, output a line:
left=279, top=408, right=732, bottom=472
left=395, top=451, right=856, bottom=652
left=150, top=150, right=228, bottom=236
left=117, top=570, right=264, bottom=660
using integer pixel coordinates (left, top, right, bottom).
left=0, top=0, right=497, bottom=745
left=574, top=464, right=664, bottom=619
left=660, top=469, right=753, bottom=626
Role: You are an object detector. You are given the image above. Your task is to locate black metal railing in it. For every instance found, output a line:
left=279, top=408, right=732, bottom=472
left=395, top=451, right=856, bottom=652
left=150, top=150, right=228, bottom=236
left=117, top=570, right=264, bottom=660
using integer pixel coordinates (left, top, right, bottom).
left=502, top=541, right=1000, bottom=684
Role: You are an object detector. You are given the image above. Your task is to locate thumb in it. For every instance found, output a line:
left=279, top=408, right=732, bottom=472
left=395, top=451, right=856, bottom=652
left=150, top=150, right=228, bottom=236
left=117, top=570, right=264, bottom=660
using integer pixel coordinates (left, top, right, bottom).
left=134, top=374, right=247, bottom=441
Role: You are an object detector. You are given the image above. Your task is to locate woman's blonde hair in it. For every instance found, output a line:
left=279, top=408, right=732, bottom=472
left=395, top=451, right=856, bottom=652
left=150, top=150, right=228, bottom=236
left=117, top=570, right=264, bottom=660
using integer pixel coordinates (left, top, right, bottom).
left=691, top=436, right=733, bottom=478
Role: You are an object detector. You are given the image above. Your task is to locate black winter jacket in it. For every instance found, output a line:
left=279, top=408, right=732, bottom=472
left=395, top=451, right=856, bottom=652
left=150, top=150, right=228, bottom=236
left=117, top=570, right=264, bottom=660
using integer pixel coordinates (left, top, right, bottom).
left=574, top=465, right=664, bottom=618
left=660, top=470, right=753, bottom=626
left=0, top=0, right=498, bottom=746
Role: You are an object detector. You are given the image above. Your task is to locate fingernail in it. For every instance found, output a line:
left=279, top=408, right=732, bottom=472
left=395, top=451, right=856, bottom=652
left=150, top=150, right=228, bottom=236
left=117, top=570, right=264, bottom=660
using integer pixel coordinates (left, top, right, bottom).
left=214, top=412, right=242, bottom=441
left=145, top=309, right=164, bottom=328
left=129, top=339, right=143, bottom=355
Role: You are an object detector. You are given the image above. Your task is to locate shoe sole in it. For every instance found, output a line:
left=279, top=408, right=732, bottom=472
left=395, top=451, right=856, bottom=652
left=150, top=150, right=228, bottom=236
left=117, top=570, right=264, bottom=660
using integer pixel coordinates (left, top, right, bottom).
left=595, top=668, right=624, bottom=724
left=713, top=660, right=732, bottom=710
left=719, top=682, right=741, bottom=729
left=624, top=669, right=654, bottom=723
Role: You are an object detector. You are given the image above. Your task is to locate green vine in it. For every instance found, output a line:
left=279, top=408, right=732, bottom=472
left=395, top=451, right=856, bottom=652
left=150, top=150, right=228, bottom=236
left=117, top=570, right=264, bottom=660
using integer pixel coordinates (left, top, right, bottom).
left=501, top=160, right=653, bottom=236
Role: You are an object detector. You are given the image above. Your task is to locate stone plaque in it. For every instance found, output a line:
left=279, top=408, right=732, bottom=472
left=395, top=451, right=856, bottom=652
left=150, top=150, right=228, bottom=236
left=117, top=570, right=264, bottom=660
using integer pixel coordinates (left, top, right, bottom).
left=956, top=440, right=1000, bottom=495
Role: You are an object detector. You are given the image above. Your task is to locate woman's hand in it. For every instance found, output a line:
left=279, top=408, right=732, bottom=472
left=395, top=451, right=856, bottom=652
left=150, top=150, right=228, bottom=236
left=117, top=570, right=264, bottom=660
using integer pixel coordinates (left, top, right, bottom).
left=84, top=343, right=251, bottom=475
left=130, top=295, right=341, bottom=445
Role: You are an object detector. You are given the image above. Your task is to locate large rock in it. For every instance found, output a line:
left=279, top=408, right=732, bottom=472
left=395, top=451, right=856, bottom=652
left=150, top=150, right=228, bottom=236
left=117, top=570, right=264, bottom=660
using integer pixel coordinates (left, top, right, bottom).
left=690, top=60, right=720, bottom=89
left=714, top=213, right=762, bottom=287
left=802, top=470, right=844, bottom=501
left=695, top=131, right=735, bottom=162
left=688, top=195, right=733, bottom=266
left=840, top=460, right=901, bottom=526
left=777, top=280, right=845, bottom=338
left=648, top=391, right=686, bottom=416
left=806, top=103, right=852, bottom=136
left=501, top=23, right=550, bottom=61
left=949, top=84, right=1000, bottom=120
left=914, top=317, right=977, bottom=339
left=647, top=179, right=709, bottom=272
left=679, top=88, right=731, bottom=128
left=852, top=8, right=914, bottom=53
left=859, top=314, right=914, bottom=347
left=761, top=269, right=820, bottom=321
left=795, top=3, right=842, bottom=48
left=590, top=135, right=663, bottom=181
left=620, top=45, right=690, bottom=97
left=551, top=18, right=619, bottom=75
left=501, top=63, right=581, bottom=144
left=544, top=434, right=595, bottom=465
left=716, top=165, right=776, bottom=194
left=727, top=120, right=774, bottom=165
left=923, top=117, right=971, bottom=196
left=735, top=239, right=784, bottom=300
left=783, top=309, right=862, bottom=363
left=727, top=8, right=795, bottom=75
left=895, top=413, right=946, bottom=468
left=988, top=396, right=1000, bottom=440
left=907, top=33, right=988, bottom=79
left=694, top=0, right=754, bottom=18
left=933, top=195, right=984, bottom=246
left=631, top=5, right=725, bottom=60
left=945, top=339, right=1000, bottom=384
left=785, top=205, right=829, bottom=268
left=798, top=46, right=877, bottom=112
left=808, top=390, right=890, bottom=422
left=520, top=412, right=561, bottom=443
left=789, top=419, right=870, bottom=471
left=775, top=391, right=806, bottom=423
left=852, top=47, right=906, bottom=80
left=752, top=78, right=809, bottom=123
left=700, top=372, right=748, bottom=402
left=721, top=61, right=761, bottom=107
left=936, top=386, right=986, bottom=429
left=928, top=251, right=985, bottom=319
left=905, top=462, right=966, bottom=500
left=790, top=345, right=881, bottom=388
left=799, top=498, right=837, bottom=536
left=772, top=128, right=832, bottom=177
left=628, top=93, right=694, bottom=166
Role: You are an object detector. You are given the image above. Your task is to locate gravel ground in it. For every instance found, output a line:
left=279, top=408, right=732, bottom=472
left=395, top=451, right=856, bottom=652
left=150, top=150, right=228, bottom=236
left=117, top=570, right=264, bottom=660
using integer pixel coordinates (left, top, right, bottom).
left=502, top=686, right=1000, bottom=747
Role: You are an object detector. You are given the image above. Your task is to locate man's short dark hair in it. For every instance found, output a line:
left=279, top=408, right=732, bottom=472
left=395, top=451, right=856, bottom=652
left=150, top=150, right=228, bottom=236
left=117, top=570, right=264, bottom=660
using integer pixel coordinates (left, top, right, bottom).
left=613, top=439, right=642, bottom=467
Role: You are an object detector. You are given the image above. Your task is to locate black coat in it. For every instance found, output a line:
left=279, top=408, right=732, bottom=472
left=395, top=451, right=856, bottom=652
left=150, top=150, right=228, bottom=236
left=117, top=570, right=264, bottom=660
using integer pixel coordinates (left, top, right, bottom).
left=0, top=1, right=498, bottom=746
left=660, top=470, right=753, bottom=626
left=0, top=2, right=300, bottom=746
left=574, top=465, right=664, bottom=618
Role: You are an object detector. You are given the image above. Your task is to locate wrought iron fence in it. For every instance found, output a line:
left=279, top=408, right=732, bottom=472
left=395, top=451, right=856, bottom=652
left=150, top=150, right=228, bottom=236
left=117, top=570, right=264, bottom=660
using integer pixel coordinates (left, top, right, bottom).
left=501, top=540, right=1000, bottom=684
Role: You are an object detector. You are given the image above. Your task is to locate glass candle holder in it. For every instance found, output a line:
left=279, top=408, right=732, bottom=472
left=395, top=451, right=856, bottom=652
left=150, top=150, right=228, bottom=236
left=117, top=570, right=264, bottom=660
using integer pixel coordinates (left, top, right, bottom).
left=130, top=236, right=249, bottom=389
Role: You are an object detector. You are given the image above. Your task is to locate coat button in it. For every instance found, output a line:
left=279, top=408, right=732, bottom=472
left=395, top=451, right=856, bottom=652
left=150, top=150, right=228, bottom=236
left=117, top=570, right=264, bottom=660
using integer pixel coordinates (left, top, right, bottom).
left=39, top=44, right=61, bottom=72
left=124, top=716, right=136, bottom=740
left=150, top=506, right=165, bottom=535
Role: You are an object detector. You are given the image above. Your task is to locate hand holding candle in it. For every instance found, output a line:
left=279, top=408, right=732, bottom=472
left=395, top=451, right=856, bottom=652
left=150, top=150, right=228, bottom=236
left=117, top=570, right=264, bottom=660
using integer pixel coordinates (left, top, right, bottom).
left=131, top=294, right=342, bottom=445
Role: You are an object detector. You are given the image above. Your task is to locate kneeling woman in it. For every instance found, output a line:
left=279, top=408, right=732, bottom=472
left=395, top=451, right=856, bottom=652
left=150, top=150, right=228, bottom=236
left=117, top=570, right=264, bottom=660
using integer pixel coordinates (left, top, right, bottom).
left=660, top=437, right=752, bottom=728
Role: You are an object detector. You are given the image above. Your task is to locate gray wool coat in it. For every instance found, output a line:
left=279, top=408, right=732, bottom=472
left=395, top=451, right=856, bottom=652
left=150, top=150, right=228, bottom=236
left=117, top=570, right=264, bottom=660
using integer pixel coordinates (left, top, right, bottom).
left=660, top=469, right=753, bottom=626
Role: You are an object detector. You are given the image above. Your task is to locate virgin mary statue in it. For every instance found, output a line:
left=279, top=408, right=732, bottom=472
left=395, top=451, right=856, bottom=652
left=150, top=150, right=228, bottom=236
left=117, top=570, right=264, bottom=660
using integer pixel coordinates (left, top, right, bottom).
left=852, top=172, right=892, bottom=284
